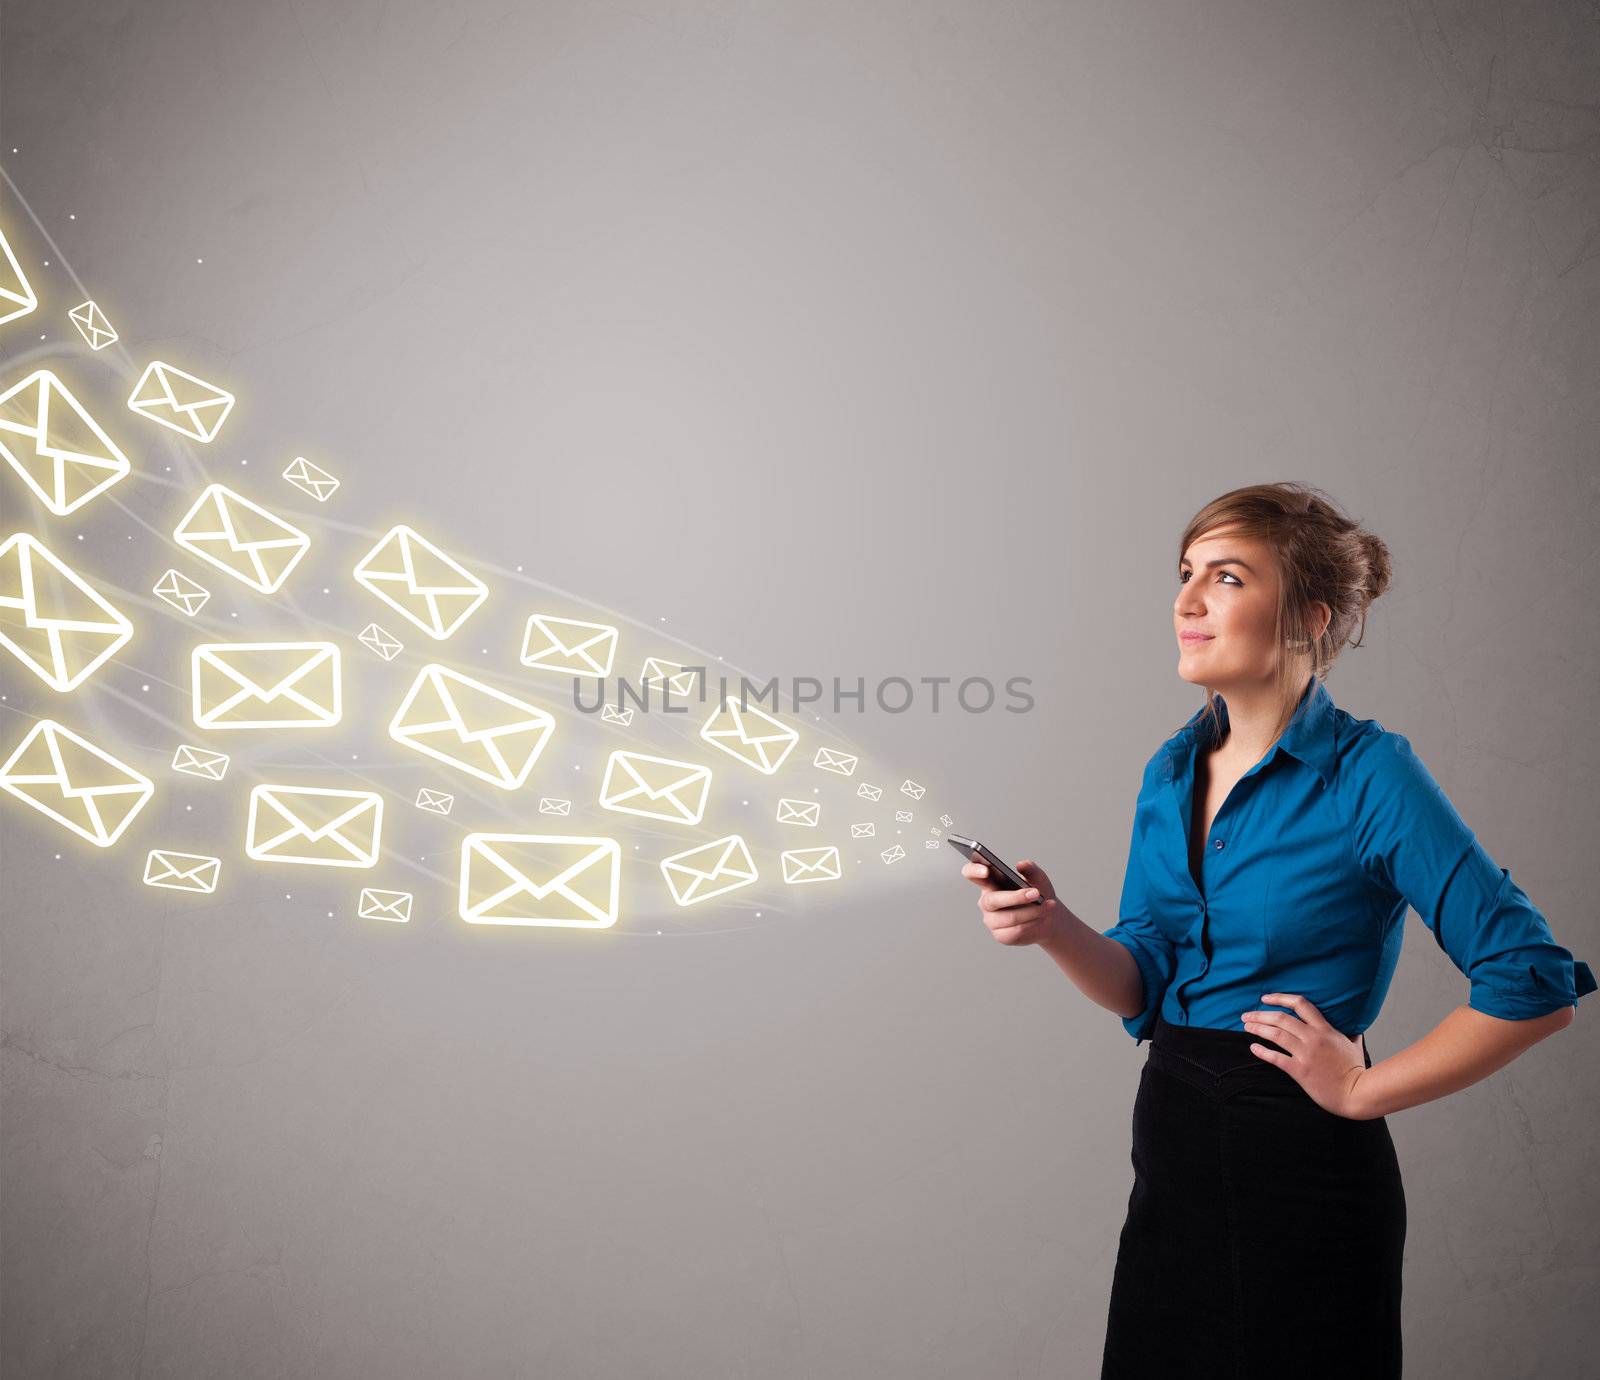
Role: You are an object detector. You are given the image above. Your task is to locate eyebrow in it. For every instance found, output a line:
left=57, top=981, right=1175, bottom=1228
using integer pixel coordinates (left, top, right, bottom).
left=1179, top=555, right=1257, bottom=574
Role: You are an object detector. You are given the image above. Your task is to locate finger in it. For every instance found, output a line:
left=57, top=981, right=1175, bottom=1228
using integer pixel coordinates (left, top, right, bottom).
left=1242, top=1014, right=1305, bottom=1047
left=987, top=903, right=1045, bottom=931
left=1248, top=1043, right=1289, bottom=1067
left=980, top=886, right=1042, bottom=912
left=961, top=863, right=995, bottom=887
left=1262, top=993, right=1329, bottom=1029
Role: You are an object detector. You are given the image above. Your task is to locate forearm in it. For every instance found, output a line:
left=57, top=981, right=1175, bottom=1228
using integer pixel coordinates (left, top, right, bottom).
left=1036, top=903, right=1146, bottom=1020
left=1353, top=1002, right=1575, bottom=1119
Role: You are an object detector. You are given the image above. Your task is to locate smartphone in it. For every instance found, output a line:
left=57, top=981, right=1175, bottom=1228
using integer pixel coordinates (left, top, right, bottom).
left=945, top=833, right=1032, bottom=891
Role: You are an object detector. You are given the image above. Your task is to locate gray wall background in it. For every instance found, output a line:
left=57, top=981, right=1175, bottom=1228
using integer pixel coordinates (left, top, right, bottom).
left=3, top=0, right=1599, bottom=1375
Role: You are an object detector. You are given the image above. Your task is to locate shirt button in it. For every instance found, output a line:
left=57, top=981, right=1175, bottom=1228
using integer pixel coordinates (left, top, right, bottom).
left=1212, top=838, right=1224, bottom=850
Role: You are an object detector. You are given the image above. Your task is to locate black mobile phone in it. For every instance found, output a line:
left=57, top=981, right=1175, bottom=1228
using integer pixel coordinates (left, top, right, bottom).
left=945, top=833, right=1031, bottom=892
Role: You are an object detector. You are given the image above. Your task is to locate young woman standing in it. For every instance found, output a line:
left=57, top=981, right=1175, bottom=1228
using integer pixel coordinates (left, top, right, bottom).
left=963, top=482, right=1594, bottom=1377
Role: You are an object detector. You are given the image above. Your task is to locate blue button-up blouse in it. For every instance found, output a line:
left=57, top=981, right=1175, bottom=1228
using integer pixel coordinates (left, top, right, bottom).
left=1102, top=676, right=1597, bottom=1043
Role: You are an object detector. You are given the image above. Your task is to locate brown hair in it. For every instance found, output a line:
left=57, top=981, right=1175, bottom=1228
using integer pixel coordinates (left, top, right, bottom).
left=1179, top=482, right=1392, bottom=747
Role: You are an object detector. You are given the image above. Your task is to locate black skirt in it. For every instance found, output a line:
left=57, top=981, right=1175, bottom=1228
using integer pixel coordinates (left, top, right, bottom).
left=1101, top=1015, right=1406, bottom=1379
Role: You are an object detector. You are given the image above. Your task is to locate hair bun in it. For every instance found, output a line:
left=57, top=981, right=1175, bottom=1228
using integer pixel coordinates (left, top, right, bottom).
left=1360, top=531, right=1393, bottom=603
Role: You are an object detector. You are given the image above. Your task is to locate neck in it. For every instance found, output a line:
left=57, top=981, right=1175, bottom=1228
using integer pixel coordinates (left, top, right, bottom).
left=1211, top=672, right=1311, bottom=763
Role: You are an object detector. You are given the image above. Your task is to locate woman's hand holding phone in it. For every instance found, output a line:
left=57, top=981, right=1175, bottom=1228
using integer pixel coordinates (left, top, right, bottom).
left=962, top=857, right=1062, bottom=947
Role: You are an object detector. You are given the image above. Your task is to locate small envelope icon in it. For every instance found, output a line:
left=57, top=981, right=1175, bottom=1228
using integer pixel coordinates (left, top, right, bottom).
left=353, top=524, right=487, bottom=641
left=894, top=810, right=913, bottom=823
left=699, top=698, right=799, bottom=775
left=143, top=849, right=221, bottom=894
left=659, top=834, right=759, bottom=907
left=1, top=534, right=133, bottom=692
left=0, top=369, right=131, bottom=516
left=171, top=744, right=229, bottom=781
left=174, top=483, right=311, bottom=594
left=880, top=845, right=906, bottom=864
left=520, top=615, right=618, bottom=678
left=390, top=664, right=554, bottom=789
left=245, top=784, right=382, bottom=868
left=0, top=228, right=38, bottom=327
left=415, top=788, right=454, bottom=815
left=538, top=797, right=572, bottom=816
left=68, top=301, right=118, bottom=350
left=359, top=888, right=413, bottom=923
left=924, top=839, right=940, bottom=849
left=856, top=783, right=882, bottom=802
left=192, top=642, right=341, bottom=730
left=640, top=657, right=701, bottom=701
left=598, top=751, right=712, bottom=826
left=851, top=822, right=875, bottom=838
left=781, top=846, right=842, bottom=885
left=939, top=814, right=953, bottom=828
left=127, top=360, right=235, bottom=443
left=776, top=798, right=820, bottom=827
left=283, top=456, right=340, bottom=503
left=460, top=833, right=620, bottom=928
left=600, top=705, right=634, bottom=726
left=900, top=780, right=926, bottom=800
left=358, top=623, right=403, bottom=661
left=813, top=747, right=858, bottom=777
left=0, top=719, right=154, bottom=848
left=153, top=568, right=211, bottom=617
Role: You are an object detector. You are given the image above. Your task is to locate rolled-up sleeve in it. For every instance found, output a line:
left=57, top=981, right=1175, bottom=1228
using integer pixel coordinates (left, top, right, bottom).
left=1349, top=732, right=1597, bottom=1021
left=1101, top=778, right=1176, bottom=1043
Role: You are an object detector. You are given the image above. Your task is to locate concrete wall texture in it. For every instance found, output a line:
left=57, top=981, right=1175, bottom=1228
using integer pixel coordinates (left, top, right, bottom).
left=2, top=1, right=1597, bottom=1376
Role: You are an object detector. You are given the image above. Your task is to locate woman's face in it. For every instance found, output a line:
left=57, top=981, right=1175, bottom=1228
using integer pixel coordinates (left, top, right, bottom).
left=1173, top=526, right=1284, bottom=690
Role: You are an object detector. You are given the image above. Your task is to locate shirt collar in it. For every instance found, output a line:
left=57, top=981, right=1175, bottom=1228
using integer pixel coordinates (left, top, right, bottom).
left=1161, top=677, right=1338, bottom=787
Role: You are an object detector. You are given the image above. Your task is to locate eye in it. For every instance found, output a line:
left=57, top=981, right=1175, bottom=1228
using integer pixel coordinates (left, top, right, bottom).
left=1178, top=569, right=1245, bottom=586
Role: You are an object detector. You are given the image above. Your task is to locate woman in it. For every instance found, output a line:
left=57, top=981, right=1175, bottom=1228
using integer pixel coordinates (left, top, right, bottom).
left=962, top=482, right=1595, bottom=1378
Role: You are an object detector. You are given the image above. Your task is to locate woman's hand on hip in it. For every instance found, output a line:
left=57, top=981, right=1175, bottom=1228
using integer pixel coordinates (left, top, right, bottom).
left=1242, top=993, right=1373, bottom=1118
left=962, top=858, right=1062, bottom=947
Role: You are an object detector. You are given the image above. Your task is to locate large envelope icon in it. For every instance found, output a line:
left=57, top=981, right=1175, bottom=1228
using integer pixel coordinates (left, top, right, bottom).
left=880, top=845, right=906, bottom=864
left=699, top=698, right=799, bottom=775
left=390, top=664, right=554, bottom=789
left=460, top=833, right=620, bottom=928
left=0, top=369, right=132, bottom=516
left=143, top=849, right=221, bottom=893
left=68, top=300, right=118, bottom=351
left=640, top=657, right=701, bottom=701
left=0, top=227, right=38, bottom=327
left=0, top=718, right=154, bottom=848
left=0, top=534, right=134, bottom=692
left=660, top=833, right=759, bottom=907
left=153, top=568, right=211, bottom=617
left=192, top=642, right=341, bottom=730
left=900, top=780, right=926, bottom=800
left=246, top=784, right=382, bottom=868
left=813, top=747, right=858, bottom=777
left=520, top=615, right=618, bottom=678
left=127, top=360, right=235, bottom=443
left=776, top=798, right=820, bottom=827
left=358, top=888, right=413, bottom=923
left=353, top=525, right=487, bottom=641
left=171, top=744, right=230, bottom=781
left=174, top=484, right=311, bottom=594
left=781, top=846, right=842, bottom=885
left=598, top=750, right=711, bottom=826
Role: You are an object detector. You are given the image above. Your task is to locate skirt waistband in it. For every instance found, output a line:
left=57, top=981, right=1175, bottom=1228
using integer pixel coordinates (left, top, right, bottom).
left=1149, top=1014, right=1373, bottom=1085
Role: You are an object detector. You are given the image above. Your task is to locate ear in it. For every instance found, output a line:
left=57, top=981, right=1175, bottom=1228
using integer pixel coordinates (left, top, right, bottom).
left=1312, top=600, right=1332, bottom=641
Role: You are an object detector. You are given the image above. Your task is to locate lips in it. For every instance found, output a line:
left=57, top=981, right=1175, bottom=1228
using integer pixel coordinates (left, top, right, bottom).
left=1180, top=634, right=1214, bottom=643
